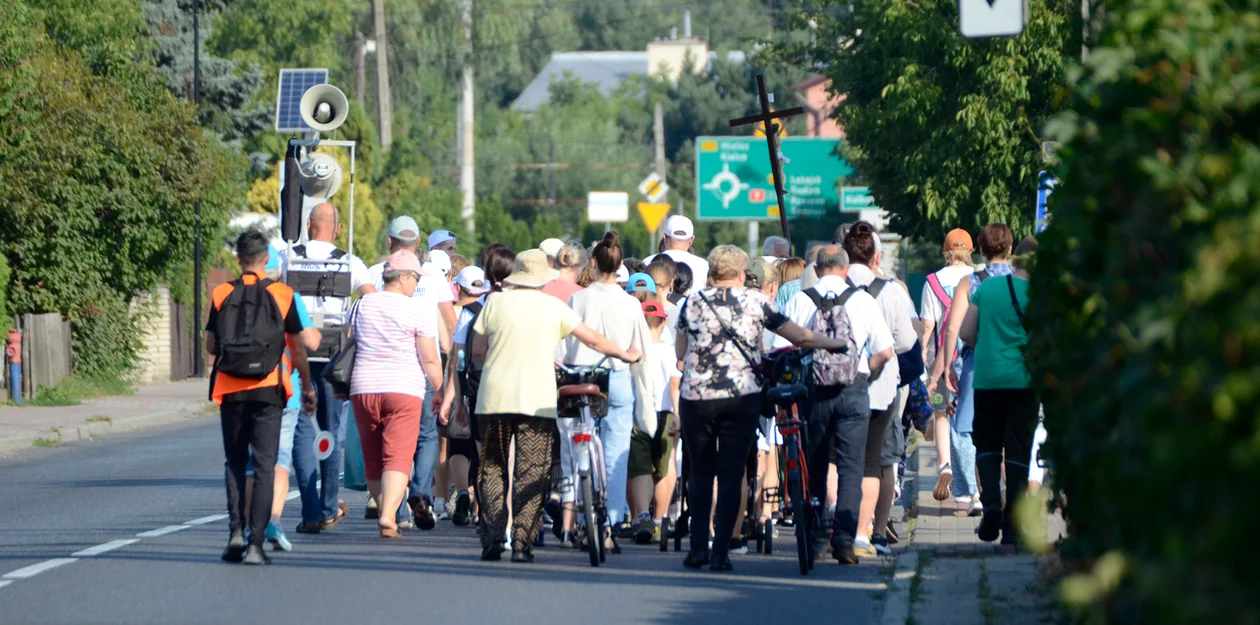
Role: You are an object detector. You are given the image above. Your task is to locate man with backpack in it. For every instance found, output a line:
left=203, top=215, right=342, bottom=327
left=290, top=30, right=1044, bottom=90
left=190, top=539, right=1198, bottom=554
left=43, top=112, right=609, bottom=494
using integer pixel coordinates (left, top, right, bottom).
left=206, top=230, right=315, bottom=565
left=781, top=245, right=895, bottom=564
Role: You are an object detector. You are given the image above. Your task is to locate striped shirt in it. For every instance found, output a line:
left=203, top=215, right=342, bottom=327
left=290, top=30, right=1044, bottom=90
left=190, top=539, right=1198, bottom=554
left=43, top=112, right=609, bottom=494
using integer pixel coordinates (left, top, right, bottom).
left=349, top=292, right=438, bottom=399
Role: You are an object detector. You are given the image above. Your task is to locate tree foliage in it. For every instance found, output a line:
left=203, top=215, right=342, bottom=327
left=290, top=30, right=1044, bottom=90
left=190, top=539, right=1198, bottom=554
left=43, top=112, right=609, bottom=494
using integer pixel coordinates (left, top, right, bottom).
left=1025, top=1, right=1260, bottom=622
left=776, top=0, right=1077, bottom=240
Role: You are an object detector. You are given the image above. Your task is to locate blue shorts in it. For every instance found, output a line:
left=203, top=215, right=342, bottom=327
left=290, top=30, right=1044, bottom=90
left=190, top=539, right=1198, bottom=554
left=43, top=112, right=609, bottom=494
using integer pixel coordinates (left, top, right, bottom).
left=246, top=407, right=300, bottom=476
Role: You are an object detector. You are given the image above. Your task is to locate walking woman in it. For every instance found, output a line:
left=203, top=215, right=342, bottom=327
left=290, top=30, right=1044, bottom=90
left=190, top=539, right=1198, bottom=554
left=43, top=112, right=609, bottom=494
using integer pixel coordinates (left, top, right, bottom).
left=961, top=236, right=1038, bottom=544
left=348, top=250, right=445, bottom=538
left=675, top=245, right=851, bottom=571
left=470, top=249, right=640, bottom=563
left=564, top=232, right=652, bottom=542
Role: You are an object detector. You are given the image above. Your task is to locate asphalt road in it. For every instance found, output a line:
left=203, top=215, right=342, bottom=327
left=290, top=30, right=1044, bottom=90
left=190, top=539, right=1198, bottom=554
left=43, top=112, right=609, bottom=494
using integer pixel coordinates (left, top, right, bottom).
left=0, top=418, right=884, bottom=625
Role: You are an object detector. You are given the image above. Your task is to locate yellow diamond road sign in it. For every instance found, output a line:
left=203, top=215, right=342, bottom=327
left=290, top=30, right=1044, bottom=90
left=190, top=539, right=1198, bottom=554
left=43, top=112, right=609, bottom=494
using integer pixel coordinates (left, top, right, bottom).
left=637, top=202, right=671, bottom=233
left=637, top=172, right=669, bottom=203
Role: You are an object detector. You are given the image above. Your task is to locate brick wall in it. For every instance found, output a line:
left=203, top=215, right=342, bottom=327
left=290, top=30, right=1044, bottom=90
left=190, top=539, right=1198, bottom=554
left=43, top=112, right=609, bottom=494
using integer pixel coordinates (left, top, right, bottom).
left=131, top=285, right=172, bottom=385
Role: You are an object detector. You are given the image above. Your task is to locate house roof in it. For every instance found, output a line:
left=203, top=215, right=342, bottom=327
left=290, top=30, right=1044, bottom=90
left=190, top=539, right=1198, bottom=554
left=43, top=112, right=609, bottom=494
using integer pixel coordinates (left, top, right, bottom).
left=512, top=50, right=750, bottom=112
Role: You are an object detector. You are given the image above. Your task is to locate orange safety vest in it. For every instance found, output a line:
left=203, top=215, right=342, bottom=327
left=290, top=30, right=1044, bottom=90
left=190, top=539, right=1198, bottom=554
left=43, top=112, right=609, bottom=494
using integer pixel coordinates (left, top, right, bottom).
left=209, top=272, right=296, bottom=405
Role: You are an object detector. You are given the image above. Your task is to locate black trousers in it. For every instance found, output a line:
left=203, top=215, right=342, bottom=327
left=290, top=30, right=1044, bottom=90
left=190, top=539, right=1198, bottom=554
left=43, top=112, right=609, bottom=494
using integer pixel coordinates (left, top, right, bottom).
left=972, top=388, right=1039, bottom=523
left=220, top=399, right=283, bottom=547
left=678, top=394, right=761, bottom=557
left=803, top=376, right=871, bottom=547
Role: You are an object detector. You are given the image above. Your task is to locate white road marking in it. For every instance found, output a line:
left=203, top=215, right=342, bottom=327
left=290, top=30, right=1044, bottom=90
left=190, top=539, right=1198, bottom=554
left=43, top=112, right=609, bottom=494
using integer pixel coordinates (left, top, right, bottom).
left=72, top=539, right=139, bottom=557
left=136, top=525, right=189, bottom=538
left=2, top=559, right=78, bottom=580
left=286, top=489, right=301, bottom=501
left=0, top=580, right=12, bottom=590
left=184, top=514, right=229, bottom=526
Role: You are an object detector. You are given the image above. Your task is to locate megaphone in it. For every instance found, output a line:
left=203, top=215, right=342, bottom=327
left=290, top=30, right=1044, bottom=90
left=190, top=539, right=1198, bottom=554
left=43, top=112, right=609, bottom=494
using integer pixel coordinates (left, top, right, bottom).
left=300, top=84, right=349, bottom=133
left=298, top=151, right=343, bottom=199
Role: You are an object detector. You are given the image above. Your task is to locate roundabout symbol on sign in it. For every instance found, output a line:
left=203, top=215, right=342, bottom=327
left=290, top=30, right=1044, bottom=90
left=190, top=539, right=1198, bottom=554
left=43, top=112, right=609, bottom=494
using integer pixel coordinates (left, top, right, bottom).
left=702, top=163, right=749, bottom=210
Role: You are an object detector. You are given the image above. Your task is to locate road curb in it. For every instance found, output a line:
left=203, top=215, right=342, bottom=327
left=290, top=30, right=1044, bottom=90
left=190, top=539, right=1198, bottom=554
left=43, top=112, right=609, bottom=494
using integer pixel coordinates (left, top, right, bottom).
left=0, top=406, right=215, bottom=457
left=880, top=550, right=919, bottom=625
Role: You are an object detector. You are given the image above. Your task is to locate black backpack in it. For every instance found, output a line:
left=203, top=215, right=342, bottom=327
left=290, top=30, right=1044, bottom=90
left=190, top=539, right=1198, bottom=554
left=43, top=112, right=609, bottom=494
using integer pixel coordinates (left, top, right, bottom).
left=214, top=277, right=286, bottom=380
left=459, top=300, right=486, bottom=408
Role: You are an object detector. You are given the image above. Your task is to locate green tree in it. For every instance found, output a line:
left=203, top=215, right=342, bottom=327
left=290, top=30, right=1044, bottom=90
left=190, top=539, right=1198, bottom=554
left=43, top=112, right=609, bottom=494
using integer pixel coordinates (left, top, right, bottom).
left=1025, top=1, right=1260, bottom=622
left=776, top=0, right=1077, bottom=240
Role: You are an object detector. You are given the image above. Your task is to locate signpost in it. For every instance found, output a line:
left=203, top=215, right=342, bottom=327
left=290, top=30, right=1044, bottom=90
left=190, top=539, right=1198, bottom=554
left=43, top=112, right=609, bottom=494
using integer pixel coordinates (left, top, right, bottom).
left=695, top=137, right=853, bottom=220
left=1035, top=170, right=1056, bottom=233
left=840, top=186, right=876, bottom=212
left=587, top=192, right=629, bottom=231
left=959, top=0, right=1028, bottom=38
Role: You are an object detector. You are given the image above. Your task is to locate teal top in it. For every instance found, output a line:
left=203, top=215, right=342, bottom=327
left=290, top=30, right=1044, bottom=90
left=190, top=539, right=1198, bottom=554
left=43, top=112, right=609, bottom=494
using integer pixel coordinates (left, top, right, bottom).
left=971, top=275, right=1031, bottom=390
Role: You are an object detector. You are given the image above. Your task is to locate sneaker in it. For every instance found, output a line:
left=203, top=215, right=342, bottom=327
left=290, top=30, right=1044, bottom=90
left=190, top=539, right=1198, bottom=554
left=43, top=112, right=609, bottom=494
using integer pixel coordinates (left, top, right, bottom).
left=409, top=495, right=436, bottom=530
left=544, top=498, right=563, bottom=537
left=633, top=516, right=655, bottom=545
left=364, top=497, right=380, bottom=520
left=558, top=531, right=576, bottom=549
left=452, top=490, right=472, bottom=526
left=221, top=532, right=247, bottom=563
left=433, top=497, right=447, bottom=520
left=831, top=540, right=859, bottom=565
left=728, top=538, right=749, bottom=555
left=613, top=521, right=634, bottom=539
left=651, top=523, right=663, bottom=544
left=977, top=510, right=1002, bottom=542
left=871, top=534, right=892, bottom=556
left=968, top=499, right=984, bottom=517
left=242, top=544, right=271, bottom=566
left=933, top=464, right=954, bottom=502
left=264, top=522, right=293, bottom=552
left=853, top=538, right=877, bottom=559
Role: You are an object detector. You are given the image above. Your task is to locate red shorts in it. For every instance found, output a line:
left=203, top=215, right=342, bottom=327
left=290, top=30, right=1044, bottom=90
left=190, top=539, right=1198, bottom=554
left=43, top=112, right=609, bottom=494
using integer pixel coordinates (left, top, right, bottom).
left=351, top=393, right=424, bottom=480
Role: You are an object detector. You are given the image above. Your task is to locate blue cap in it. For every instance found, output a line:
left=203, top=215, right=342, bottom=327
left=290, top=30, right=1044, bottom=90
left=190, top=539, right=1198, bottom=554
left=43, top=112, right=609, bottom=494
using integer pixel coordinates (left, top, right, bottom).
left=265, top=244, right=281, bottom=271
left=625, top=272, right=656, bottom=294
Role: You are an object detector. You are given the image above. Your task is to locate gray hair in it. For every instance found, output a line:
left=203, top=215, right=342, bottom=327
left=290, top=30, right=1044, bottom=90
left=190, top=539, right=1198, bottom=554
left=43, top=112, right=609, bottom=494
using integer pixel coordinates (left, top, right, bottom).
left=762, top=236, right=790, bottom=257
left=815, top=245, right=850, bottom=272
left=382, top=269, right=408, bottom=284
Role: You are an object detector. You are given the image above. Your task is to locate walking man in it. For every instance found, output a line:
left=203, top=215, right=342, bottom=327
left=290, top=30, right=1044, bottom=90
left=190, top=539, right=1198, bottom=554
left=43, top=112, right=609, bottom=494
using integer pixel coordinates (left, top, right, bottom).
left=207, top=230, right=315, bottom=565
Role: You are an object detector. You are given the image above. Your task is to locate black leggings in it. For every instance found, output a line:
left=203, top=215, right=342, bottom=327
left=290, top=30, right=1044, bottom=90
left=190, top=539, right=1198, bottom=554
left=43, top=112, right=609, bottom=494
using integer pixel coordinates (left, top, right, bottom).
left=678, top=394, right=761, bottom=558
left=973, top=388, right=1039, bottom=521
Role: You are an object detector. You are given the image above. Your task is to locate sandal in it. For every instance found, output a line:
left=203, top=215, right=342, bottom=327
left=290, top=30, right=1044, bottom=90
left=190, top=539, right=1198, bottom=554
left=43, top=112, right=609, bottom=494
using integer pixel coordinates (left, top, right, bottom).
left=380, top=527, right=402, bottom=538
left=320, top=501, right=350, bottom=529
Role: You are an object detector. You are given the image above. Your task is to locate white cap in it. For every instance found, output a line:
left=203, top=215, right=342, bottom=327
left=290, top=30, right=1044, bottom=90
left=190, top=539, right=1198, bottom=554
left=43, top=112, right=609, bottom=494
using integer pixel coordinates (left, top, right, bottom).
left=663, top=215, right=694, bottom=239
left=454, top=266, right=490, bottom=295
left=426, top=249, right=452, bottom=276
left=616, top=264, right=630, bottom=283
left=428, top=229, right=456, bottom=249
left=539, top=238, right=565, bottom=259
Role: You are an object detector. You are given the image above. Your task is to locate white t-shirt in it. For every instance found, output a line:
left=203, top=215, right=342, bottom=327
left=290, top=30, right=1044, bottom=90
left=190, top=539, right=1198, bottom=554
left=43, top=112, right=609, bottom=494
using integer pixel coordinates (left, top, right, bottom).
left=779, top=274, right=894, bottom=380
left=452, top=296, right=484, bottom=345
left=649, top=340, right=682, bottom=412
left=847, top=264, right=917, bottom=410
left=644, top=249, right=710, bottom=296
left=279, top=240, right=371, bottom=326
left=919, top=265, right=974, bottom=326
left=367, top=262, right=454, bottom=309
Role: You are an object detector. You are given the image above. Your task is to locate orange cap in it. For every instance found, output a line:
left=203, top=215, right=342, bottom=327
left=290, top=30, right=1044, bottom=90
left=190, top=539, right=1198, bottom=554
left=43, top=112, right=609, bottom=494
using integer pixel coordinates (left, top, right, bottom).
left=944, top=229, right=974, bottom=251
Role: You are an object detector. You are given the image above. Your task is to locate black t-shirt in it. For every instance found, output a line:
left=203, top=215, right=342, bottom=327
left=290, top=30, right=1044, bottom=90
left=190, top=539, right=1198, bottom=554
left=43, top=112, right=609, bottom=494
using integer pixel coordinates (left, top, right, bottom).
left=206, top=276, right=304, bottom=405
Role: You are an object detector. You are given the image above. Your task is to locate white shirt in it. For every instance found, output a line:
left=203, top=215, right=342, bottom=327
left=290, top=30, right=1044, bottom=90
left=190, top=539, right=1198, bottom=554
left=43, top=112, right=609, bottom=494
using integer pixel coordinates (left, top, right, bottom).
left=919, top=265, right=974, bottom=326
left=367, top=262, right=454, bottom=310
left=847, top=264, right=917, bottom=410
left=278, top=239, right=371, bottom=326
left=778, top=275, right=894, bottom=384
left=648, top=340, right=682, bottom=412
left=644, top=249, right=710, bottom=296
left=563, top=282, right=649, bottom=371
left=452, top=299, right=482, bottom=346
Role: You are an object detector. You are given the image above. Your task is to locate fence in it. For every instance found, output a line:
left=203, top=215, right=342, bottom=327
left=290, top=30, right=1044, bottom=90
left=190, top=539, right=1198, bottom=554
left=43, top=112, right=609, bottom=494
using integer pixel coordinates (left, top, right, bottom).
left=15, top=313, right=73, bottom=401
left=169, top=298, right=194, bottom=381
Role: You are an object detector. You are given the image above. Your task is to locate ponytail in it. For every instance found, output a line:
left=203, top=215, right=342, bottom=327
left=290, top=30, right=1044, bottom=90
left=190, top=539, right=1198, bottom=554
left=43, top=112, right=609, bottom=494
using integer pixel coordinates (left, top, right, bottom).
left=592, top=231, right=623, bottom=275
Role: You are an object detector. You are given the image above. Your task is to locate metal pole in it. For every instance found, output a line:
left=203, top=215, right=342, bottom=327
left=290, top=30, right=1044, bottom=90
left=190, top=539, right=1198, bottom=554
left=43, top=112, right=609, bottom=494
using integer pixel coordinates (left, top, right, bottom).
left=372, top=0, right=392, bottom=147
left=748, top=221, right=759, bottom=258
left=459, top=0, right=476, bottom=234
left=192, top=0, right=203, bottom=378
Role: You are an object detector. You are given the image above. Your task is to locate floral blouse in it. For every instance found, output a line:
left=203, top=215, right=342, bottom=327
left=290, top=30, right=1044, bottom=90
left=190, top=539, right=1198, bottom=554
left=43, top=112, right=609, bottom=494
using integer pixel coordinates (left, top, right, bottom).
left=677, top=287, right=788, bottom=401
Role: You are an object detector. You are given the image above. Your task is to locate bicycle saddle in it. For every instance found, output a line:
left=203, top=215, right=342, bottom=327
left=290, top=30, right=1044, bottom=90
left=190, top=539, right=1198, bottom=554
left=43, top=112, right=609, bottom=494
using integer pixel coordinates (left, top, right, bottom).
left=558, top=384, right=602, bottom=397
left=767, top=384, right=809, bottom=403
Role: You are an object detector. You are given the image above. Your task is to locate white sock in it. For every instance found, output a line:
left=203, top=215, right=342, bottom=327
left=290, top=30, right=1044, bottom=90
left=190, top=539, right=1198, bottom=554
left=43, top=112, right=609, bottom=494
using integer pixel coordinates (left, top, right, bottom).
left=856, top=533, right=870, bottom=544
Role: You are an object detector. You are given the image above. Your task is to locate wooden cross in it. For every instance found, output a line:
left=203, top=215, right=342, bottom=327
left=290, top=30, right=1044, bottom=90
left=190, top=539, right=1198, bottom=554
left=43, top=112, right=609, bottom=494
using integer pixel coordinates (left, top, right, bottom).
left=729, top=74, right=806, bottom=245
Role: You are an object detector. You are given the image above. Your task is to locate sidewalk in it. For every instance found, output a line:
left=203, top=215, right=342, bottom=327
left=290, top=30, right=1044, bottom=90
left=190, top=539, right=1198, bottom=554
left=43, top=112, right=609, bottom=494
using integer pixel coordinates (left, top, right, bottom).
left=880, top=435, right=1066, bottom=625
left=0, top=379, right=215, bottom=455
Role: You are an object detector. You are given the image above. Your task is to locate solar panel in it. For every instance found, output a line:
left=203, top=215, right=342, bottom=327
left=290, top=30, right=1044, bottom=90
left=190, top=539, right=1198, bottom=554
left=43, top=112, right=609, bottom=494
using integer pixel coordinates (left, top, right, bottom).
left=274, top=68, right=329, bottom=133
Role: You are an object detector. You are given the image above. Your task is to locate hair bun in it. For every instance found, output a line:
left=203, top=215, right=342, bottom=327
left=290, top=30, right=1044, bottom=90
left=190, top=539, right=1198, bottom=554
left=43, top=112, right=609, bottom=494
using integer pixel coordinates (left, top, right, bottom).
left=601, top=231, right=620, bottom=248
left=852, top=221, right=876, bottom=237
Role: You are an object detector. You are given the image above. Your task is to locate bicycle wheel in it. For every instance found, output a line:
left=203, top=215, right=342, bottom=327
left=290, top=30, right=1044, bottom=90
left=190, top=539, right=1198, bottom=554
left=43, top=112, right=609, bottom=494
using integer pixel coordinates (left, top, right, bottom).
left=581, top=472, right=600, bottom=568
left=763, top=518, right=774, bottom=555
left=660, top=517, right=671, bottom=552
left=786, top=452, right=810, bottom=576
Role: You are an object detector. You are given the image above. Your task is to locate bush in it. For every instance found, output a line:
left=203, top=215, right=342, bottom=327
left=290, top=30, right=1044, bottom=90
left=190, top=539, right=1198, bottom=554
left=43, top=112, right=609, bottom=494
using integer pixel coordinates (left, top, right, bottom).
left=1026, top=1, right=1260, bottom=622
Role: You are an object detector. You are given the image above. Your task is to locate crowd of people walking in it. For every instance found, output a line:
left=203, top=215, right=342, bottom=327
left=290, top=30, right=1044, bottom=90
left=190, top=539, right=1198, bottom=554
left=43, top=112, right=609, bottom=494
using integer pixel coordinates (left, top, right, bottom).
left=207, top=208, right=1041, bottom=570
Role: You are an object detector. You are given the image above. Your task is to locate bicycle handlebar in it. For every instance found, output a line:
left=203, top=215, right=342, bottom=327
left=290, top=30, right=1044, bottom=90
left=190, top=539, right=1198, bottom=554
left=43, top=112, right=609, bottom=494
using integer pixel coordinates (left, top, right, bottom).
left=555, top=356, right=610, bottom=375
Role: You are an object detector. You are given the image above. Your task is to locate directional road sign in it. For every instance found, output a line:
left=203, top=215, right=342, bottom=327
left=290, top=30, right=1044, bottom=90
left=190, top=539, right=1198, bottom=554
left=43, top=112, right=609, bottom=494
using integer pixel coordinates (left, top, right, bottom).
left=841, top=186, right=877, bottom=212
left=694, top=137, right=853, bottom=221
left=637, top=172, right=670, bottom=203
left=587, top=192, right=629, bottom=223
left=959, top=0, right=1027, bottom=39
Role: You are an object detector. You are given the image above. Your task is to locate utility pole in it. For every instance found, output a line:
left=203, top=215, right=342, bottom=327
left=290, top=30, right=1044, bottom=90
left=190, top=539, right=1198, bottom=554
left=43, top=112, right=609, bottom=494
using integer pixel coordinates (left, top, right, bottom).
left=652, top=102, right=666, bottom=252
left=547, top=137, right=556, bottom=210
left=354, top=33, right=367, bottom=108
left=459, top=0, right=476, bottom=234
left=372, top=0, right=392, bottom=147
left=192, top=0, right=203, bottom=378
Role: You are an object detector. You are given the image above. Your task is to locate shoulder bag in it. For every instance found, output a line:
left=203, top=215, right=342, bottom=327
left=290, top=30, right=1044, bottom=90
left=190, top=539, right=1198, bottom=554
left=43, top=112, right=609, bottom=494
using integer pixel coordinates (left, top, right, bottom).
left=696, top=290, right=773, bottom=416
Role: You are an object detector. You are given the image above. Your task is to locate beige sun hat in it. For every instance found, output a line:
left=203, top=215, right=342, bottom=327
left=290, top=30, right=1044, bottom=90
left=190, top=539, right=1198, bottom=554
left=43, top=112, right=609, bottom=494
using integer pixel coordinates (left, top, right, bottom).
left=503, top=249, right=560, bottom=288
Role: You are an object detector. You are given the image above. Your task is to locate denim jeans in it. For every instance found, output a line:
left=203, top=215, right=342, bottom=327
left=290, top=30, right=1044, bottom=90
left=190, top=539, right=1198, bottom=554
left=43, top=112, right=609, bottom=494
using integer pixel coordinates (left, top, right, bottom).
left=245, top=406, right=299, bottom=476
left=950, top=354, right=980, bottom=498
left=393, top=381, right=439, bottom=523
left=803, top=376, right=872, bottom=547
left=598, top=368, right=634, bottom=526
left=290, top=360, right=343, bottom=524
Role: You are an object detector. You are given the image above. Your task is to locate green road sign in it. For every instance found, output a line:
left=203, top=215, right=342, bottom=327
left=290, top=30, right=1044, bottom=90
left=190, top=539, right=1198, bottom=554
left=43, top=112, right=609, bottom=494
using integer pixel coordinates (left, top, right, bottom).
left=841, top=186, right=877, bottom=212
left=694, top=137, right=854, bottom=221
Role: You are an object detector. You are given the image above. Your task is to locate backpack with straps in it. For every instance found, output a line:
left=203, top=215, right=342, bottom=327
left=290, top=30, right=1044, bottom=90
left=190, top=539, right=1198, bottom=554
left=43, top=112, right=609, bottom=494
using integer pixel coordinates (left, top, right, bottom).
left=803, top=287, right=862, bottom=387
left=925, top=272, right=953, bottom=354
left=459, top=299, right=487, bottom=408
left=214, top=277, right=286, bottom=380
left=285, top=244, right=352, bottom=299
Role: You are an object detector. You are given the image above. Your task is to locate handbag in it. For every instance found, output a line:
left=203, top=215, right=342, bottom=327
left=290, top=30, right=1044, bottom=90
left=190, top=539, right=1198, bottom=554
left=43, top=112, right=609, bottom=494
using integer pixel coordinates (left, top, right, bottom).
left=903, top=378, right=934, bottom=433
left=438, top=401, right=473, bottom=439
left=695, top=291, right=774, bottom=416
left=322, top=300, right=360, bottom=397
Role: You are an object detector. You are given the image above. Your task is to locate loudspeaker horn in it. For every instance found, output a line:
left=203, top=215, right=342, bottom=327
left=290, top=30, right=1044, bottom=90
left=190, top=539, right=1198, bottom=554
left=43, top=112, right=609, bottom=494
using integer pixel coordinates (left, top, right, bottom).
left=298, top=152, right=343, bottom=199
left=299, top=84, right=349, bottom=133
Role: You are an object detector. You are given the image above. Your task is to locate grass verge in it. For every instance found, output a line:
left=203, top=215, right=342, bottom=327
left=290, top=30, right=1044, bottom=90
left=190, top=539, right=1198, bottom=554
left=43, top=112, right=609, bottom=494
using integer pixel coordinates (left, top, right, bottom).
left=32, top=436, right=58, bottom=447
left=26, top=375, right=133, bottom=407
left=85, top=415, right=112, bottom=424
